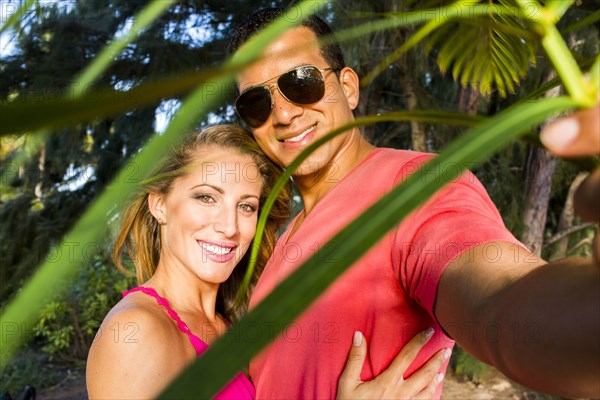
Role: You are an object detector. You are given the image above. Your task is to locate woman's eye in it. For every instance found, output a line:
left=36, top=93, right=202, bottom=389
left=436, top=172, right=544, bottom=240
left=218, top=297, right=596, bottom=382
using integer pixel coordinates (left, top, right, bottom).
left=193, top=194, right=215, bottom=203
left=239, top=203, right=257, bottom=213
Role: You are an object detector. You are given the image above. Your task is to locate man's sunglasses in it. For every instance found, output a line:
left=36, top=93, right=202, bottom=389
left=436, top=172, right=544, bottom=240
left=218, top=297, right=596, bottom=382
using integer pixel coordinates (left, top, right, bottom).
left=234, top=65, right=338, bottom=128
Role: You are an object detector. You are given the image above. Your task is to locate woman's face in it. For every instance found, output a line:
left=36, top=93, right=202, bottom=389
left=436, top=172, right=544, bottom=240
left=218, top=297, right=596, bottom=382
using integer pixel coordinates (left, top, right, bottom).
left=151, top=146, right=262, bottom=285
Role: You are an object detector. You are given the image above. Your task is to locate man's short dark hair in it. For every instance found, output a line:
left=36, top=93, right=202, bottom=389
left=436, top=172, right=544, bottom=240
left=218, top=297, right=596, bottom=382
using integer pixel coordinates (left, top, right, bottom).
left=227, top=7, right=346, bottom=72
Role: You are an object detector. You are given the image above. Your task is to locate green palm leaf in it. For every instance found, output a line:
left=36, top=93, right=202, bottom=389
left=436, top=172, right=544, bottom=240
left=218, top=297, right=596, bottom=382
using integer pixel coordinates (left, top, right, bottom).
left=427, top=0, right=537, bottom=97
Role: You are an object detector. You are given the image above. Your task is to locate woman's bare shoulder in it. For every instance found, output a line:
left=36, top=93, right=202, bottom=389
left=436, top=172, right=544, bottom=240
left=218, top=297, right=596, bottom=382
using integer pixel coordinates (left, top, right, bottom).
left=86, top=293, right=190, bottom=399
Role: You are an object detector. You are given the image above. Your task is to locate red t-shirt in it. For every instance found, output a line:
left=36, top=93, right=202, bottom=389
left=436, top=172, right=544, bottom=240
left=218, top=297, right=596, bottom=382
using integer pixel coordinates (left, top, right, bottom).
left=249, top=148, right=519, bottom=399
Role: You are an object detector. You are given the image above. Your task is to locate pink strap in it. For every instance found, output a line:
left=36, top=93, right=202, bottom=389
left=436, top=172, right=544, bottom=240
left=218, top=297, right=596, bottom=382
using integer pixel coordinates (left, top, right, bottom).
left=123, top=286, right=201, bottom=344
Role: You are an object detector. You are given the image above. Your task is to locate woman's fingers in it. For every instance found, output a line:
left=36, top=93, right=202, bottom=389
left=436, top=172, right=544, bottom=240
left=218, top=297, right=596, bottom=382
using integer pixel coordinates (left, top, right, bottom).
left=337, top=329, right=451, bottom=399
left=400, top=347, right=450, bottom=395
left=377, top=327, right=435, bottom=383
left=338, top=331, right=367, bottom=390
left=413, top=371, right=444, bottom=400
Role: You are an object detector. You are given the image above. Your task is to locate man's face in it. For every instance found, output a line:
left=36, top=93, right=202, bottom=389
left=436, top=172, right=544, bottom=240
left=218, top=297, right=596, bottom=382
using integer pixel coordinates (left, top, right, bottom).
left=236, top=27, right=359, bottom=177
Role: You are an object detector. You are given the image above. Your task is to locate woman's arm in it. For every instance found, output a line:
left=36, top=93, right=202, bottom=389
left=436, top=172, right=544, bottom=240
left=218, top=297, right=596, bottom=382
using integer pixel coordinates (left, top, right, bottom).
left=86, top=305, right=190, bottom=399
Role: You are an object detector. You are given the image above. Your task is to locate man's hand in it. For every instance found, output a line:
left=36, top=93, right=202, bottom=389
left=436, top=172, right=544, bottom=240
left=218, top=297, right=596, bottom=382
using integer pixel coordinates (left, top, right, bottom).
left=541, top=102, right=600, bottom=264
left=541, top=102, right=600, bottom=158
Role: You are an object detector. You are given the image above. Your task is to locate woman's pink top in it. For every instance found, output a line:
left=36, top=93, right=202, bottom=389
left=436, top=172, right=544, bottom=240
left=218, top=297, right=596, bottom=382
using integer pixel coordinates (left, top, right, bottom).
left=122, top=286, right=255, bottom=399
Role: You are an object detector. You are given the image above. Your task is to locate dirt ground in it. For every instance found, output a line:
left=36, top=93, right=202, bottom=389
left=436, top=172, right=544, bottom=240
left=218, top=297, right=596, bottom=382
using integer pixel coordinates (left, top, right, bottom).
left=440, top=368, right=556, bottom=400
left=33, top=366, right=556, bottom=400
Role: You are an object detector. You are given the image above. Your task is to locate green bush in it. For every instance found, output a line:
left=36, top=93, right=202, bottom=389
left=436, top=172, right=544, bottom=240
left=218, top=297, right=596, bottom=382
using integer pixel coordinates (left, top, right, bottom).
left=450, top=345, right=487, bottom=383
left=31, top=253, right=134, bottom=362
left=2, top=252, right=133, bottom=390
left=1, top=348, right=66, bottom=392
left=2, top=248, right=134, bottom=391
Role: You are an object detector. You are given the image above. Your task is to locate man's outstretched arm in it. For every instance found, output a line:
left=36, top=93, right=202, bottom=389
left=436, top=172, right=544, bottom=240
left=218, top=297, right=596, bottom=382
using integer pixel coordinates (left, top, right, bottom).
left=435, top=242, right=599, bottom=397
left=436, top=103, right=600, bottom=398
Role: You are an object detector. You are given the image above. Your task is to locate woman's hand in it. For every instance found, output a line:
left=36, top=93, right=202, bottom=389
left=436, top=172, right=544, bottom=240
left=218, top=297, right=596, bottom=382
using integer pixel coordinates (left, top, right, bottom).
left=337, top=328, right=451, bottom=399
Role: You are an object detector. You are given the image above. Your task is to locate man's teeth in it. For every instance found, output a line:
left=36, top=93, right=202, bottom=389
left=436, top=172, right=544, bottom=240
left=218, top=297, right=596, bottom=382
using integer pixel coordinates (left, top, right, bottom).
left=201, top=243, right=233, bottom=255
left=285, top=125, right=315, bottom=143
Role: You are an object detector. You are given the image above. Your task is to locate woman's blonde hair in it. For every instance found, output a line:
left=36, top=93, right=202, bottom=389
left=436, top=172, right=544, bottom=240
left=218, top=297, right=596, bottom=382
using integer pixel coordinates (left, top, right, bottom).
left=112, top=125, right=291, bottom=321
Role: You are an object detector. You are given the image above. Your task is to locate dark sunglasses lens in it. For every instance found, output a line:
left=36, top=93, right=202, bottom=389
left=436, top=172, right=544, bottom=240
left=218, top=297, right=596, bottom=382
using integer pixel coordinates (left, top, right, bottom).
left=236, top=86, right=272, bottom=128
left=278, top=66, right=325, bottom=104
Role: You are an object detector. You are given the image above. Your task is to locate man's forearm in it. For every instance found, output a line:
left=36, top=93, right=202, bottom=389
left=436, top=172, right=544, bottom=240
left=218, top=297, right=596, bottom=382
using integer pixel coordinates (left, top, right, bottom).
left=436, top=243, right=600, bottom=398
left=472, top=258, right=598, bottom=397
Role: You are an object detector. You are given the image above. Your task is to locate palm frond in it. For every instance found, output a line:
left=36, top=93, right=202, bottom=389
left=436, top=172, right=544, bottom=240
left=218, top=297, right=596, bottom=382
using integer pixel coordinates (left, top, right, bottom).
left=427, top=0, right=537, bottom=97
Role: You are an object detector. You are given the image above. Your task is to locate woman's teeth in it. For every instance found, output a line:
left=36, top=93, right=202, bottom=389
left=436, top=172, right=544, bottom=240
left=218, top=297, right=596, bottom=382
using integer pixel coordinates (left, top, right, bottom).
left=201, top=243, right=232, bottom=255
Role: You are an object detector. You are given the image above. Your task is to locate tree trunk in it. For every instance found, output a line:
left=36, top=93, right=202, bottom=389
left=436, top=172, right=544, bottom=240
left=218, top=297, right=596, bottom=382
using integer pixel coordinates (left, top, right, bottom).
left=358, top=1, right=427, bottom=151
left=520, top=71, right=560, bottom=256
left=458, top=84, right=481, bottom=115
left=358, top=29, right=385, bottom=144
left=357, top=0, right=393, bottom=145
left=521, top=147, right=556, bottom=255
left=393, top=12, right=426, bottom=152
left=403, top=60, right=427, bottom=152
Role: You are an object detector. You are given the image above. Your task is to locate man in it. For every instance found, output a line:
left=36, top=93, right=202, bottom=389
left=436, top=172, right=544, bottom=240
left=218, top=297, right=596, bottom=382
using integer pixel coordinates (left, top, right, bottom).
left=228, top=8, right=600, bottom=399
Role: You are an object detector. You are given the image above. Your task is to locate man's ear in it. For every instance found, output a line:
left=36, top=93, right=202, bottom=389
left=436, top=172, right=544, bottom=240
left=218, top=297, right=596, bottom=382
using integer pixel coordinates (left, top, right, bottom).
left=148, top=192, right=166, bottom=223
left=339, top=67, right=360, bottom=110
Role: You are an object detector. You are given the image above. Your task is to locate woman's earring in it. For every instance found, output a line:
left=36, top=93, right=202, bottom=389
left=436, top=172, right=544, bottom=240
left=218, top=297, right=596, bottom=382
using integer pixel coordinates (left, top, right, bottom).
left=158, top=218, right=165, bottom=225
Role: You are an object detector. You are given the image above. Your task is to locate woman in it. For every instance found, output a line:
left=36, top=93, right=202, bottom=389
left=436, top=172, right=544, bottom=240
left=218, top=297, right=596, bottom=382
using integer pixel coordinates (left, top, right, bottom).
left=86, top=125, right=448, bottom=399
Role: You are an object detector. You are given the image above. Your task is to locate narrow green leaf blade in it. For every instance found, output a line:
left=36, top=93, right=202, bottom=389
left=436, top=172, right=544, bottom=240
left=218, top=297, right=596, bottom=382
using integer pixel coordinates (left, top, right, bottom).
left=0, top=0, right=36, bottom=33
left=561, top=9, right=600, bottom=35
left=0, top=66, right=234, bottom=136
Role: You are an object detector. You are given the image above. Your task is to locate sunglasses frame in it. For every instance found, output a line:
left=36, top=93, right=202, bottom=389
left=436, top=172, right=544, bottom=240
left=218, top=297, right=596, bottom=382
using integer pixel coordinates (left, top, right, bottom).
left=234, top=64, right=337, bottom=128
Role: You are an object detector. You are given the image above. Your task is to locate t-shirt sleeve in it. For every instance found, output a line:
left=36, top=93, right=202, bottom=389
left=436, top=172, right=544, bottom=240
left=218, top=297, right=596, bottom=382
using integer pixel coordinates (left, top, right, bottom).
left=391, top=157, right=521, bottom=319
